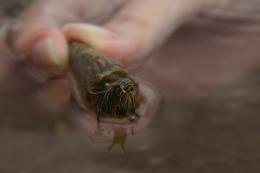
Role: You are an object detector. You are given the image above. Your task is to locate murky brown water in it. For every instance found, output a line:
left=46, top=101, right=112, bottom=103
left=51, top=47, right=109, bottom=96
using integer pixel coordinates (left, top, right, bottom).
left=1, top=60, right=260, bottom=173
left=1, top=1, right=260, bottom=173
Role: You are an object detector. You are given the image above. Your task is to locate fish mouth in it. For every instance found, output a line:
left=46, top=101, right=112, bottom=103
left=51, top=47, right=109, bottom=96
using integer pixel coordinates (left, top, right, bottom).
left=72, top=79, right=160, bottom=136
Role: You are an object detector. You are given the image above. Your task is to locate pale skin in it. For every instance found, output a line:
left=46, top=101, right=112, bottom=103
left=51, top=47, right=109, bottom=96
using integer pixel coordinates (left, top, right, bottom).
left=1, top=0, right=260, bottom=112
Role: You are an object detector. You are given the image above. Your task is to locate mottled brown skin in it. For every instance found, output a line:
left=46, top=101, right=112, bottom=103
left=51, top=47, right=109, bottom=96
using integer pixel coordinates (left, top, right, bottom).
left=69, top=41, right=143, bottom=122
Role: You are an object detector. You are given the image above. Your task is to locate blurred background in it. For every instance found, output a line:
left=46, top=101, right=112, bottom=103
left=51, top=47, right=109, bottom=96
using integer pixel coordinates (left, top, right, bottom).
left=0, top=0, right=260, bottom=173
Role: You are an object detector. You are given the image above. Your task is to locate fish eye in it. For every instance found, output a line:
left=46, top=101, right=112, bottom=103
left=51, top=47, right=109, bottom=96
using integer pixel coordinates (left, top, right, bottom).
left=128, top=86, right=136, bottom=92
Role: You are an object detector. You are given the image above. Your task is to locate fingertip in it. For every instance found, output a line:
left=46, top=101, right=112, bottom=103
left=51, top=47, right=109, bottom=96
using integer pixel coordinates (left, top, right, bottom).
left=10, top=21, right=68, bottom=73
left=31, top=32, right=68, bottom=72
left=62, top=23, right=134, bottom=61
left=62, top=23, right=111, bottom=49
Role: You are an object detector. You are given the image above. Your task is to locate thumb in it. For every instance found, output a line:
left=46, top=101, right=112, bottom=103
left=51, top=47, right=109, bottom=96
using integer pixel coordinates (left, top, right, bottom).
left=6, top=0, right=72, bottom=76
left=63, top=0, right=207, bottom=65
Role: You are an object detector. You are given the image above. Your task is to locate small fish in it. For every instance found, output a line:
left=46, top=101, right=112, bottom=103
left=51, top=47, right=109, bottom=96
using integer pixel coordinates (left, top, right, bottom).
left=69, top=41, right=143, bottom=123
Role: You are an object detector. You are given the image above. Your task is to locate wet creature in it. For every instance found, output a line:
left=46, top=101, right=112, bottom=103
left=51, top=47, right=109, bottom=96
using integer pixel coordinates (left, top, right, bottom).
left=69, top=41, right=143, bottom=123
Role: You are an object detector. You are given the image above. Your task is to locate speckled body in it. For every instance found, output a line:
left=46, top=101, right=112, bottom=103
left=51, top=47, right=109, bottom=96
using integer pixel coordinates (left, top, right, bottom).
left=69, top=41, right=143, bottom=121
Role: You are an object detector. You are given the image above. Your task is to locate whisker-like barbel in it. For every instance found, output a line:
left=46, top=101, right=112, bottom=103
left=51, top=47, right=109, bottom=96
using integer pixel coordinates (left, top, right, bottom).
left=69, top=41, right=143, bottom=122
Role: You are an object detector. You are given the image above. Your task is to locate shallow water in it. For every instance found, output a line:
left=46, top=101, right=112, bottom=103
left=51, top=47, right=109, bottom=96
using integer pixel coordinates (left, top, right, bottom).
left=1, top=1, right=260, bottom=172
left=0, top=70, right=260, bottom=173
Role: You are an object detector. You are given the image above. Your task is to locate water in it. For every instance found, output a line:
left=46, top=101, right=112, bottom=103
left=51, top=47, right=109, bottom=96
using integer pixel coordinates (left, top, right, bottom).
left=1, top=1, right=260, bottom=172
left=0, top=69, right=260, bottom=173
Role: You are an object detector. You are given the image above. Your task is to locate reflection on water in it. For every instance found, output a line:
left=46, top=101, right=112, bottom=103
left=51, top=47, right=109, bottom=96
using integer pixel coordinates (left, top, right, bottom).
left=1, top=70, right=260, bottom=173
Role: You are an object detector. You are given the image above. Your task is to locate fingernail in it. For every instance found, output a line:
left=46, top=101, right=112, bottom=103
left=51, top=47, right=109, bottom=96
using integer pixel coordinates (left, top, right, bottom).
left=32, top=36, right=68, bottom=70
left=63, top=24, right=116, bottom=49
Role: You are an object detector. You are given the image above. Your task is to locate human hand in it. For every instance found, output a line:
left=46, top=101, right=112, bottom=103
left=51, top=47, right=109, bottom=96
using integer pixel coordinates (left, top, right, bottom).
left=0, top=0, right=201, bottom=114
left=2, top=0, right=260, bottom=112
